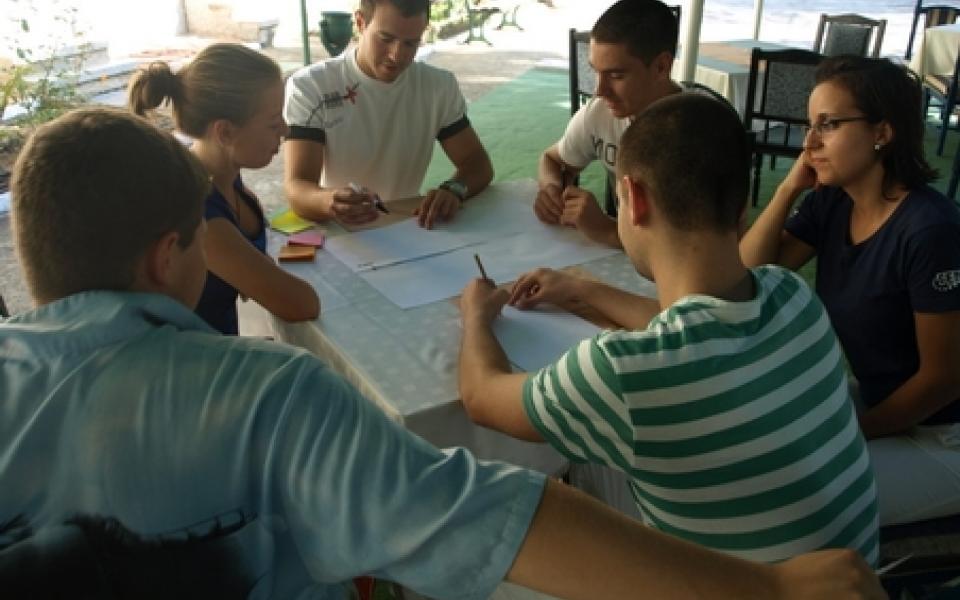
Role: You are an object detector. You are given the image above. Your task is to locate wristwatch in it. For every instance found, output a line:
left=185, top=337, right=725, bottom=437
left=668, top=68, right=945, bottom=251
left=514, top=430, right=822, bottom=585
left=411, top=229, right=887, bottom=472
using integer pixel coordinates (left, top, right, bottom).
left=439, top=179, right=468, bottom=204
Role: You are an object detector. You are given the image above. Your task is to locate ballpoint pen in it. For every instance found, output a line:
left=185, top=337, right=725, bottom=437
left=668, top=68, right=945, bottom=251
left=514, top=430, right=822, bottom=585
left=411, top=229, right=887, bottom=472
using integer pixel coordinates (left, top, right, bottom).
left=474, top=253, right=492, bottom=283
left=349, top=182, right=389, bottom=214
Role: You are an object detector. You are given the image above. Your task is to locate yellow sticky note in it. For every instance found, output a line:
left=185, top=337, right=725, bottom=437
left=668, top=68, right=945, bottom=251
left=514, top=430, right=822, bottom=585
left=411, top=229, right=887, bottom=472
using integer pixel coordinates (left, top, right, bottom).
left=269, top=209, right=314, bottom=234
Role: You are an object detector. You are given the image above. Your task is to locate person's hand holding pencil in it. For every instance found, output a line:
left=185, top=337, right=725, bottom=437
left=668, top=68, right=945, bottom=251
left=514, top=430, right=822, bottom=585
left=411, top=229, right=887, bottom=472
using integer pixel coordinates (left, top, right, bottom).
left=460, top=254, right=508, bottom=323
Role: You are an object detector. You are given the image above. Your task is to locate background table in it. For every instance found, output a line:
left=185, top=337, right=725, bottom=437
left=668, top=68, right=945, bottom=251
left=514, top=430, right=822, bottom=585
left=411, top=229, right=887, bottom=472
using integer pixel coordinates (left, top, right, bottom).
left=265, top=182, right=655, bottom=475
left=673, top=39, right=796, bottom=118
left=910, top=23, right=960, bottom=80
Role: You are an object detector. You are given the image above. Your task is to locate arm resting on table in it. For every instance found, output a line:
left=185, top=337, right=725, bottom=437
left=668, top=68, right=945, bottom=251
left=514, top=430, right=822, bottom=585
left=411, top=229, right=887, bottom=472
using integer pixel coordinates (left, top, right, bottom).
left=459, top=311, right=542, bottom=441
left=205, top=219, right=319, bottom=321
left=507, top=479, right=884, bottom=600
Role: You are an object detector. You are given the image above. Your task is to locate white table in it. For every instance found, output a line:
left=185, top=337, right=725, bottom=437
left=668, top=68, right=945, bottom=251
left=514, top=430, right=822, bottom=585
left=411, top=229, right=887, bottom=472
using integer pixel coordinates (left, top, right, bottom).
left=672, top=39, right=796, bottom=118
left=910, top=23, right=960, bottom=80
left=266, top=181, right=654, bottom=475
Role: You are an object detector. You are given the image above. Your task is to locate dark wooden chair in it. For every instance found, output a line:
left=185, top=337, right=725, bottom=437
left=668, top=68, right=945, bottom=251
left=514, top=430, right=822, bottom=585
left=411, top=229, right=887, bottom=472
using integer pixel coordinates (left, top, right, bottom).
left=743, top=48, right=825, bottom=206
left=906, top=3, right=960, bottom=61
left=813, top=13, right=887, bottom=58
left=568, top=28, right=594, bottom=118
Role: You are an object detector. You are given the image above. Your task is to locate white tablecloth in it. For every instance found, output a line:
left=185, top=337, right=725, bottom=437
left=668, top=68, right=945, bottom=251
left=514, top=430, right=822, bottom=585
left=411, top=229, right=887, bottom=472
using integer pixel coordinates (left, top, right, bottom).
left=910, top=23, right=960, bottom=80
left=266, top=181, right=655, bottom=475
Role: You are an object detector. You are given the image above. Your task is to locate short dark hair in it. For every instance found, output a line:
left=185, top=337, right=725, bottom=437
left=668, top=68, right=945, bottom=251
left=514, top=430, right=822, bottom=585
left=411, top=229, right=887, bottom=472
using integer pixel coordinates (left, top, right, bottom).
left=592, top=0, right=679, bottom=64
left=358, top=0, right=431, bottom=21
left=11, top=107, right=208, bottom=303
left=617, top=94, right=750, bottom=233
left=814, top=56, right=937, bottom=194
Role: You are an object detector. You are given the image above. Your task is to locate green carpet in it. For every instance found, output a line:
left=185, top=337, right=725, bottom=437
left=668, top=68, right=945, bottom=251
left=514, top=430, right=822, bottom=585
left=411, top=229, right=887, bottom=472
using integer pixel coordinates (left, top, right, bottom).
left=423, top=68, right=608, bottom=199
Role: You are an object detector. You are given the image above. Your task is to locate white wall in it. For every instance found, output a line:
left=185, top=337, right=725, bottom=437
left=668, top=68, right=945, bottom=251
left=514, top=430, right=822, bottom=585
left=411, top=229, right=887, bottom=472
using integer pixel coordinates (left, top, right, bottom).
left=0, top=0, right=183, bottom=62
left=84, top=0, right=184, bottom=56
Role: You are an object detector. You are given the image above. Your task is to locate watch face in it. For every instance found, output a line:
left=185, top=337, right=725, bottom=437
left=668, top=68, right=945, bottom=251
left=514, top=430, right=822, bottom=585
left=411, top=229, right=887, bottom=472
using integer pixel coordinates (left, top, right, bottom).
left=443, top=180, right=467, bottom=200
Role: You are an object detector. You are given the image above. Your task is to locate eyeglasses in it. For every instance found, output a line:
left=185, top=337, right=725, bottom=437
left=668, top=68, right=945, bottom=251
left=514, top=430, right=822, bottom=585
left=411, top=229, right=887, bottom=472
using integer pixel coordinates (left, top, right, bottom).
left=800, top=116, right=871, bottom=138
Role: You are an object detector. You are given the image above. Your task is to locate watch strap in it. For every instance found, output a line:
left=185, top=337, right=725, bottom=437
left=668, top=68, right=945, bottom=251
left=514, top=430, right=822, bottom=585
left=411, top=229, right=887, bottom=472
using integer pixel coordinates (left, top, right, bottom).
left=439, top=179, right=468, bottom=203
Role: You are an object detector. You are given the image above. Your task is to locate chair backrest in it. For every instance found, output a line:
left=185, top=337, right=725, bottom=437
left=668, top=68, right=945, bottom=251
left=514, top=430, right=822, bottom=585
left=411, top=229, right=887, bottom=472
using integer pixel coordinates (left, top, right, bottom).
left=879, top=514, right=960, bottom=597
left=680, top=81, right=741, bottom=117
left=743, top=48, right=825, bottom=153
left=905, top=3, right=960, bottom=60
left=814, top=13, right=887, bottom=58
left=567, top=4, right=682, bottom=115
left=569, top=29, right=594, bottom=116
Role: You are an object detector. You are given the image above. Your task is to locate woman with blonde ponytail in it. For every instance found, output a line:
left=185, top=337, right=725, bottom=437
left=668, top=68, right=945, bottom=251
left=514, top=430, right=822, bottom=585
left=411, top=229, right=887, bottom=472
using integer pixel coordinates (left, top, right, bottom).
left=128, top=43, right=319, bottom=335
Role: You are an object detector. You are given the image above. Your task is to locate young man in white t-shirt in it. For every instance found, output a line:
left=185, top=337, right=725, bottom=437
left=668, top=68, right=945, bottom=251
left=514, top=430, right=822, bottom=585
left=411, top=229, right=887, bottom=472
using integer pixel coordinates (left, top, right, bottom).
left=284, top=0, right=493, bottom=229
left=537, top=0, right=704, bottom=248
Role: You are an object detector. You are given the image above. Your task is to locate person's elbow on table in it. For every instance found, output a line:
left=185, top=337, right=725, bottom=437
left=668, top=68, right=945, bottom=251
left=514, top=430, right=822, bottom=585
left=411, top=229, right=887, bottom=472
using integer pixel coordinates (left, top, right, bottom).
left=271, top=284, right=320, bottom=323
left=459, top=385, right=496, bottom=428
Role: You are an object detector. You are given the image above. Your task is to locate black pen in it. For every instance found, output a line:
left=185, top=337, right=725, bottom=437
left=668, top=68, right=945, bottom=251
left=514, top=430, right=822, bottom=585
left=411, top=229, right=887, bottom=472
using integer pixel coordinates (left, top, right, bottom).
left=372, top=193, right=389, bottom=214
left=474, top=253, right=492, bottom=283
left=349, top=182, right=389, bottom=214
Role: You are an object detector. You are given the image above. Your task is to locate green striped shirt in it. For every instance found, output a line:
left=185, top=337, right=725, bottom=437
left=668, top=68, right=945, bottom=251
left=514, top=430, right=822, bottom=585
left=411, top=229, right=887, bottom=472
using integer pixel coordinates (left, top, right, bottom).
left=523, top=266, right=878, bottom=564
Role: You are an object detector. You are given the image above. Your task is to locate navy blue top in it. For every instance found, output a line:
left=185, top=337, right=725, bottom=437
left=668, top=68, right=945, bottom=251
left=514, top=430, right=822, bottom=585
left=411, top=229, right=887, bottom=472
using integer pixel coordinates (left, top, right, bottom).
left=785, top=185, right=960, bottom=425
left=194, top=176, right=267, bottom=335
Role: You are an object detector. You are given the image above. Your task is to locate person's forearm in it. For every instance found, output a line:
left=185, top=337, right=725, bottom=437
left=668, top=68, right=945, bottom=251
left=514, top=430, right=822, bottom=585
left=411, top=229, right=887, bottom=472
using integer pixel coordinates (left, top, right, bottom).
left=450, top=151, right=494, bottom=200
left=859, top=373, right=960, bottom=438
left=581, top=218, right=622, bottom=249
left=268, top=275, right=321, bottom=322
left=459, top=314, right=513, bottom=408
left=284, top=178, right=337, bottom=222
left=508, top=479, right=779, bottom=600
left=740, top=183, right=802, bottom=267
left=538, top=151, right=566, bottom=189
left=577, top=279, right=660, bottom=330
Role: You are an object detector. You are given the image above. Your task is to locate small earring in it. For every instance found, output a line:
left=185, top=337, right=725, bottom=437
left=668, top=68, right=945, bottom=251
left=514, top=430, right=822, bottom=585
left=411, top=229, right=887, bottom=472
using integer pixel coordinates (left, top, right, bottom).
left=874, top=143, right=882, bottom=151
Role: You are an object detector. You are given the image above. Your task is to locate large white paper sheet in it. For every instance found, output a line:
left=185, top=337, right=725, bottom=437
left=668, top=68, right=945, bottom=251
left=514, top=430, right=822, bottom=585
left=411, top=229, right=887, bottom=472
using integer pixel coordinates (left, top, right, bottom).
left=360, top=225, right=620, bottom=308
left=324, top=218, right=464, bottom=272
left=492, top=306, right=601, bottom=372
left=325, top=180, right=541, bottom=272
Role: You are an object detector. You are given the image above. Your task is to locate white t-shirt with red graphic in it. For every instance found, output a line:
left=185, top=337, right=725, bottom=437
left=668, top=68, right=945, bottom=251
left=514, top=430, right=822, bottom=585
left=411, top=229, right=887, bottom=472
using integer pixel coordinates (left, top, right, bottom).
left=284, top=49, right=468, bottom=202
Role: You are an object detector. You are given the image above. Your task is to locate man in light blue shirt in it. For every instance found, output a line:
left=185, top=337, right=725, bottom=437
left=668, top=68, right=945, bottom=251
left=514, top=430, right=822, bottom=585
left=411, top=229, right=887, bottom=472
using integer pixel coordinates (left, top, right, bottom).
left=0, top=107, right=883, bottom=599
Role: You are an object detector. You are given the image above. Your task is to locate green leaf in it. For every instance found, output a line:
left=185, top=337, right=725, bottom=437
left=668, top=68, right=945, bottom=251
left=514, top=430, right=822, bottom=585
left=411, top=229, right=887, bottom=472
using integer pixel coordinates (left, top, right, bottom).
left=20, top=19, right=29, bottom=33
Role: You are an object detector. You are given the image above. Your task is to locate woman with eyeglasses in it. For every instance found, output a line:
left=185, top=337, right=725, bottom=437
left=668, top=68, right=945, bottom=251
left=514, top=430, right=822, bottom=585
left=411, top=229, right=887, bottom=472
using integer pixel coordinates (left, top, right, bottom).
left=741, top=55, right=960, bottom=528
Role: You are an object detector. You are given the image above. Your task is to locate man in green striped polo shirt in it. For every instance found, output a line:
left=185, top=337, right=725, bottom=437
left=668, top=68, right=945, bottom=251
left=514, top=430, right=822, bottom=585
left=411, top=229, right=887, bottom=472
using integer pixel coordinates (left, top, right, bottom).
left=458, top=93, right=879, bottom=565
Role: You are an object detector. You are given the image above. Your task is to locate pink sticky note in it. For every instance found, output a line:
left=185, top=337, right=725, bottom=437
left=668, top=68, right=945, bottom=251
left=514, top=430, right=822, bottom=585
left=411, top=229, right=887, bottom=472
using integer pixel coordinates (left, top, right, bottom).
left=287, top=230, right=325, bottom=248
